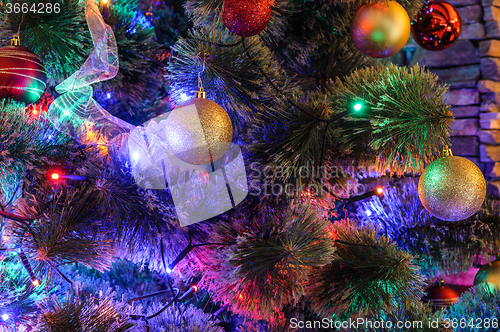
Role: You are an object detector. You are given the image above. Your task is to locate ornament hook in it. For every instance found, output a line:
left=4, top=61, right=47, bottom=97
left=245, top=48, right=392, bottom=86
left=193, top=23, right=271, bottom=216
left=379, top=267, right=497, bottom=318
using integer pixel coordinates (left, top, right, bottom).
left=195, top=52, right=207, bottom=99
left=11, top=13, right=25, bottom=46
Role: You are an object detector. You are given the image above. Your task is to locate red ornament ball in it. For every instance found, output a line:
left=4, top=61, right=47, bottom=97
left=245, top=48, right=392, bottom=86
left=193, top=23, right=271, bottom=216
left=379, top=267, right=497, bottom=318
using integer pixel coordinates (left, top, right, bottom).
left=0, top=45, right=47, bottom=106
left=351, top=1, right=411, bottom=58
left=412, top=1, right=461, bottom=51
left=422, top=281, right=459, bottom=308
left=222, top=0, right=271, bottom=37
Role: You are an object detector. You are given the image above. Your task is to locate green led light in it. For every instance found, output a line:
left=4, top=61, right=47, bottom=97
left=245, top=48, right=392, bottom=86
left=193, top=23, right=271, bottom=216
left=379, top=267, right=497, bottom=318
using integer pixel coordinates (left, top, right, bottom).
left=354, top=103, right=362, bottom=111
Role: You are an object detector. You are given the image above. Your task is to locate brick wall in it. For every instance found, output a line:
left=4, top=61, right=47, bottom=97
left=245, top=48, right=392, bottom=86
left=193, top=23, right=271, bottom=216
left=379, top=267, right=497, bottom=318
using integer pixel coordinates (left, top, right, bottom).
left=408, top=0, right=500, bottom=195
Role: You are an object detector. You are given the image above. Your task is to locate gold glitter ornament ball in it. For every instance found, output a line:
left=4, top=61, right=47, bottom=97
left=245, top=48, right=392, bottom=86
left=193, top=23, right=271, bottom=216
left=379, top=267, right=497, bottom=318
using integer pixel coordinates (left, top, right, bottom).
left=418, top=150, right=486, bottom=221
left=165, top=89, right=233, bottom=165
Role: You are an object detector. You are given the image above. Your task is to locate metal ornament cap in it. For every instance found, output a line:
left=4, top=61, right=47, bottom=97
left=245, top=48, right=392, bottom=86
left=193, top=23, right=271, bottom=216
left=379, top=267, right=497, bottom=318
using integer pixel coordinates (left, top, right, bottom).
left=10, top=35, right=21, bottom=46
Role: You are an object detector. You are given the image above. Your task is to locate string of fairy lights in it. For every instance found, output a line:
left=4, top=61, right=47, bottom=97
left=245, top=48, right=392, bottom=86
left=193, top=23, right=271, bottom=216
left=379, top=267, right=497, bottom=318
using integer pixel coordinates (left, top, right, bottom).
left=0, top=0, right=386, bottom=327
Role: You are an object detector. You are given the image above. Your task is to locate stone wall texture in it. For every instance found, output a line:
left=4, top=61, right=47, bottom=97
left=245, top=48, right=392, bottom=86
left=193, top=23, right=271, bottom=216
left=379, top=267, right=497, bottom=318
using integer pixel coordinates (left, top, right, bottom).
left=409, top=0, right=500, bottom=195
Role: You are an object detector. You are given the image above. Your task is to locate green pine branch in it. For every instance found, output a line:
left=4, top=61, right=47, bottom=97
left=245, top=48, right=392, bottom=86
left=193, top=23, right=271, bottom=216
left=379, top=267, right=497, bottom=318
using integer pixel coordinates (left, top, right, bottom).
left=6, top=188, right=115, bottom=276
left=200, top=205, right=335, bottom=321
left=308, top=221, right=425, bottom=319
left=356, top=300, right=452, bottom=332
left=0, top=100, right=73, bottom=178
left=445, top=284, right=500, bottom=332
left=359, top=183, right=500, bottom=277
left=329, top=64, right=453, bottom=175
left=0, top=0, right=92, bottom=85
left=0, top=258, right=46, bottom=330
left=34, top=284, right=134, bottom=332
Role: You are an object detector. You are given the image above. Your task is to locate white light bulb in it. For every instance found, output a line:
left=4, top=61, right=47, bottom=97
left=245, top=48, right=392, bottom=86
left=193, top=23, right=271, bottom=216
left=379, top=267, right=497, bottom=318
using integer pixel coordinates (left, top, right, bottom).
left=180, top=93, right=189, bottom=102
left=2, top=314, right=9, bottom=321
left=132, top=152, right=140, bottom=161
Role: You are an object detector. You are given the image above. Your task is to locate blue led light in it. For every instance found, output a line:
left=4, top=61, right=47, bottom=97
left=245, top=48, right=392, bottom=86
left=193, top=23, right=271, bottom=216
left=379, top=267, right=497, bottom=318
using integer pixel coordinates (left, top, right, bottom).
left=180, top=93, right=189, bottom=102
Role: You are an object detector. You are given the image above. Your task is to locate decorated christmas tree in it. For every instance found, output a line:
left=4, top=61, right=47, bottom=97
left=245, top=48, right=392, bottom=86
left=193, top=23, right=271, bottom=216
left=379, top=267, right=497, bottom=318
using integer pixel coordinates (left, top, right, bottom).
left=0, top=0, right=498, bottom=331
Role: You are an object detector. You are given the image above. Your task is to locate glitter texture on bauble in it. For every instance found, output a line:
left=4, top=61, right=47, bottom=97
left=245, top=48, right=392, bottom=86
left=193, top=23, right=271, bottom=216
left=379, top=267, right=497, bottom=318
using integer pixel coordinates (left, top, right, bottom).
left=222, top=0, right=271, bottom=37
left=165, top=88, right=233, bottom=165
left=418, top=148, right=486, bottom=221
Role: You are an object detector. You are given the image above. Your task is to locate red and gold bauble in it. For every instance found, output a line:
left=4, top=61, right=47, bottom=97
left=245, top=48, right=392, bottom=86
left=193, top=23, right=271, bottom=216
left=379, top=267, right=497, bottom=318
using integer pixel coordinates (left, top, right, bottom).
left=0, top=37, right=47, bottom=106
left=222, top=0, right=271, bottom=37
left=412, top=1, right=461, bottom=51
left=351, top=1, right=411, bottom=58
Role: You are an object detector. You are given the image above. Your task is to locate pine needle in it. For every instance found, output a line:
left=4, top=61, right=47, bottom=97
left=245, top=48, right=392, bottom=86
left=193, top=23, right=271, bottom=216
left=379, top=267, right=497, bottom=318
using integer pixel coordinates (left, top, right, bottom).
left=201, top=205, right=335, bottom=321
left=35, top=284, right=134, bottom=332
left=308, top=221, right=425, bottom=319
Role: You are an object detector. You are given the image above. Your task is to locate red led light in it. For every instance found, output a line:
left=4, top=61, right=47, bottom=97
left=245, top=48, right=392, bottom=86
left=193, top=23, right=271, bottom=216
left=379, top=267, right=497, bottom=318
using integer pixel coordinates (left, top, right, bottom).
left=32, top=279, right=40, bottom=287
left=192, top=285, right=198, bottom=292
left=51, top=173, right=60, bottom=180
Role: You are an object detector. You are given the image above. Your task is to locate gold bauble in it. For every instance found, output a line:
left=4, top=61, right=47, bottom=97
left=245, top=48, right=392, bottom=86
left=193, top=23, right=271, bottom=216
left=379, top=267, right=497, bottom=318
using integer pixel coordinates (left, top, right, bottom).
left=474, top=259, right=500, bottom=289
left=165, top=90, right=233, bottom=165
left=418, top=149, right=486, bottom=221
left=350, top=1, right=411, bottom=58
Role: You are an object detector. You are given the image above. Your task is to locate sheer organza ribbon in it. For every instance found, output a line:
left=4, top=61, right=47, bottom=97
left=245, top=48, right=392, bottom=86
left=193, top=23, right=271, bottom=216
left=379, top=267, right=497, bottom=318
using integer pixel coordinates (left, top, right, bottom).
left=48, top=0, right=134, bottom=148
